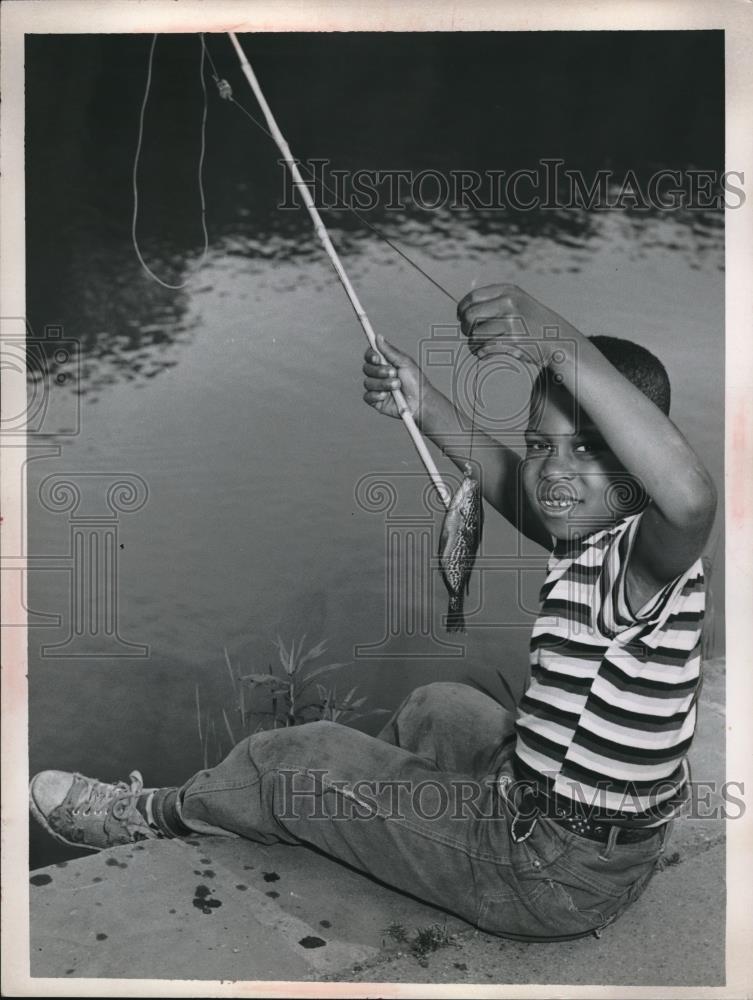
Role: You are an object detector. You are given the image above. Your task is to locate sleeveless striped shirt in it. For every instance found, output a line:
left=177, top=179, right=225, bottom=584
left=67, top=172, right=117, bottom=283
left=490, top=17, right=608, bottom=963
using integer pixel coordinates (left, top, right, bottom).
left=514, top=511, right=706, bottom=815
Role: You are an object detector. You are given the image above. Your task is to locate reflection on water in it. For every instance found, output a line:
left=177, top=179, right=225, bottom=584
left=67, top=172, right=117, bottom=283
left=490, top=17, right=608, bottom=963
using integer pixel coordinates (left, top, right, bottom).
left=27, top=32, right=723, bottom=393
left=37, top=201, right=724, bottom=396
left=25, top=32, right=724, bottom=868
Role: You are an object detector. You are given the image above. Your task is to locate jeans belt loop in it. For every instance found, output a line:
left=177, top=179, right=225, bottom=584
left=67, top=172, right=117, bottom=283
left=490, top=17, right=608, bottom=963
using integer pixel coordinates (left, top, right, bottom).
left=597, top=824, right=620, bottom=862
left=658, top=819, right=672, bottom=854
left=509, top=781, right=541, bottom=844
left=510, top=811, right=540, bottom=843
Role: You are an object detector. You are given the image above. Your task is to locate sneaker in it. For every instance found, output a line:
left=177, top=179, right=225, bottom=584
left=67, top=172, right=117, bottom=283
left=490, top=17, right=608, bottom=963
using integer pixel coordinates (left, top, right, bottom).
left=29, top=769, right=161, bottom=851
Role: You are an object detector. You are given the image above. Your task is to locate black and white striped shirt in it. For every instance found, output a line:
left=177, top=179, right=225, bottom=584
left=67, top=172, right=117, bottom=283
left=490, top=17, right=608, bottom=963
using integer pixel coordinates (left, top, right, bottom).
left=514, top=511, right=706, bottom=814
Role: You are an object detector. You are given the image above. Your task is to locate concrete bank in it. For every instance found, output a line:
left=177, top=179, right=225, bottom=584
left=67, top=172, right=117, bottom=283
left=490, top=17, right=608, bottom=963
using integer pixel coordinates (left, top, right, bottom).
left=28, top=659, right=726, bottom=988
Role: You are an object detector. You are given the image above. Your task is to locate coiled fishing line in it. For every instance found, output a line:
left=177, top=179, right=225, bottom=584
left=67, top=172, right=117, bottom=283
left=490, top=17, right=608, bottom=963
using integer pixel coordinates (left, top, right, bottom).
left=132, top=34, right=209, bottom=289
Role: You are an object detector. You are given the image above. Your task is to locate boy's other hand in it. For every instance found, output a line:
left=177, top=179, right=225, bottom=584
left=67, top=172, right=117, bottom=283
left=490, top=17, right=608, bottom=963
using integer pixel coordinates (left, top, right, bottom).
left=457, top=283, right=579, bottom=364
left=362, top=334, right=427, bottom=421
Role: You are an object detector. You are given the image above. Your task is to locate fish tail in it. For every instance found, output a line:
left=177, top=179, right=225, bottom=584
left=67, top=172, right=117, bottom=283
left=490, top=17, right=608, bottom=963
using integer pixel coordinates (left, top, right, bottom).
left=446, top=595, right=466, bottom=633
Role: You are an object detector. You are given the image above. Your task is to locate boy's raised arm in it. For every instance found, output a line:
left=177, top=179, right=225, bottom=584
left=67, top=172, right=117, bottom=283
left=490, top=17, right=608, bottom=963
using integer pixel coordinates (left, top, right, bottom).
left=363, top=334, right=552, bottom=548
left=459, top=284, right=718, bottom=603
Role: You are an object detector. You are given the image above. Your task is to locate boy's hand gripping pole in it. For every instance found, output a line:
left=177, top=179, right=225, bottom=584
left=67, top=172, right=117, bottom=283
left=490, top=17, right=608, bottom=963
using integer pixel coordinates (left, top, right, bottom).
left=227, top=32, right=451, bottom=509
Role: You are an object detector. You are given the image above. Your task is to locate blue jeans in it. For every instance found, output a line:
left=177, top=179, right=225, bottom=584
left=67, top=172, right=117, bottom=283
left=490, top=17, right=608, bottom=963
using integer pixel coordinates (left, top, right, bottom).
left=174, top=683, right=667, bottom=939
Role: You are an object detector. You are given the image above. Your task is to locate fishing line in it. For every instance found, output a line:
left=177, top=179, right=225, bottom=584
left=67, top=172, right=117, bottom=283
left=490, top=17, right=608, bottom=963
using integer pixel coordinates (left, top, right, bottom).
left=469, top=355, right=481, bottom=465
left=132, top=34, right=209, bottom=290
left=200, top=34, right=458, bottom=306
left=131, top=34, right=478, bottom=504
left=225, top=30, right=451, bottom=508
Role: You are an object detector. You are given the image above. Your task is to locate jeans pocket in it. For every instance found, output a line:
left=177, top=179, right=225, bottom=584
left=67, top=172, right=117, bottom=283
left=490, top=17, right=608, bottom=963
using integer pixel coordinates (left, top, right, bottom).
left=525, top=841, right=662, bottom=938
left=476, top=880, right=563, bottom=940
left=477, top=874, right=610, bottom=941
left=537, top=876, right=612, bottom=934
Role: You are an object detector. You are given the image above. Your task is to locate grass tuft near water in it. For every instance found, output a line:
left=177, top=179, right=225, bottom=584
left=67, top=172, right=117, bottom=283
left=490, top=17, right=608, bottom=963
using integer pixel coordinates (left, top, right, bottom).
left=196, top=634, right=389, bottom=768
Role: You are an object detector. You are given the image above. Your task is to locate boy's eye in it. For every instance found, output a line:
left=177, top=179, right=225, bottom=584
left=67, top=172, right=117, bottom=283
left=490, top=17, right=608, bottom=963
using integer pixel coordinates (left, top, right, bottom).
left=575, top=440, right=604, bottom=455
left=526, top=441, right=553, bottom=453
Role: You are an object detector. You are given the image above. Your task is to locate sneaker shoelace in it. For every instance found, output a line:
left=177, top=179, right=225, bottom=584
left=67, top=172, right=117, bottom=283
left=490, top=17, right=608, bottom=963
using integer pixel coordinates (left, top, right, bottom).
left=71, top=770, right=146, bottom=821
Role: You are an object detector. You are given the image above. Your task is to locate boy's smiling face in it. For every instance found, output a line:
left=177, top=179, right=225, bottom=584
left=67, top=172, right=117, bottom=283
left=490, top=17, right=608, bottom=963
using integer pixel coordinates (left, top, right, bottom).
left=522, top=382, right=641, bottom=539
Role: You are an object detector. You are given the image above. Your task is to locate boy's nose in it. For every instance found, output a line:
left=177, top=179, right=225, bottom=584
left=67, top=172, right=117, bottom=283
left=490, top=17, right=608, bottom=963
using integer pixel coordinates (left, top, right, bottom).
left=542, top=451, right=576, bottom=478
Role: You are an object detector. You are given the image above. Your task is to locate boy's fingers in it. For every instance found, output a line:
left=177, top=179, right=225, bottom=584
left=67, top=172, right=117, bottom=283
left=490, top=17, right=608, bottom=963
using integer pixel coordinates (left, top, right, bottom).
left=364, top=390, right=388, bottom=404
left=457, top=282, right=517, bottom=320
left=466, top=317, right=517, bottom=343
left=362, top=361, right=397, bottom=379
left=364, top=376, right=400, bottom=392
left=375, top=333, right=410, bottom=366
left=460, top=298, right=514, bottom=336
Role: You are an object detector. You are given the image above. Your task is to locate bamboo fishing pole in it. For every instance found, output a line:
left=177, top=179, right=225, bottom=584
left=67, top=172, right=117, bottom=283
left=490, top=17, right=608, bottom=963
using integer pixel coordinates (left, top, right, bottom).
left=227, top=32, right=451, bottom=509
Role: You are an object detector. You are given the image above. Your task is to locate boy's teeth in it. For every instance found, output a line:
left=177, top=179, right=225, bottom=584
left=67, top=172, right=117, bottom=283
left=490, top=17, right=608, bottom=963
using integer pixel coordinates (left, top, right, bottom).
left=542, top=498, right=576, bottom=508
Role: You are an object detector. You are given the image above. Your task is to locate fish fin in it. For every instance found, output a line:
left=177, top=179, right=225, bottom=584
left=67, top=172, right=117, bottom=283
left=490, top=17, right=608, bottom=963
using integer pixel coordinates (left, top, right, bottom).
left=446, top=609, right=466, bottom=633
left=446, top=596, right=466, bottom=633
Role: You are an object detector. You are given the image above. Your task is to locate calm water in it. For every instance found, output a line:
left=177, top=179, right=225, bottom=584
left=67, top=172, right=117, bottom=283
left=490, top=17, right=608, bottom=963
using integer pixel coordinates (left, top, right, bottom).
left=26, top=33, right=724, bottom=867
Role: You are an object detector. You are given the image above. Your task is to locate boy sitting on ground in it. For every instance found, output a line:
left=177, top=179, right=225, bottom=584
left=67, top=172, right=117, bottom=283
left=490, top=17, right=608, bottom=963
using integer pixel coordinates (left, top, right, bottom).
left=30, top=284, right=716, bottom=939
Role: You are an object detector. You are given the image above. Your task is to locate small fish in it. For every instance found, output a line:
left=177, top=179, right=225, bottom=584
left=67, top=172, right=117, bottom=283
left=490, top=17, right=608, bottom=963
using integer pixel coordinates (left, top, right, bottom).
left=438, top=463, right=483, bottom=632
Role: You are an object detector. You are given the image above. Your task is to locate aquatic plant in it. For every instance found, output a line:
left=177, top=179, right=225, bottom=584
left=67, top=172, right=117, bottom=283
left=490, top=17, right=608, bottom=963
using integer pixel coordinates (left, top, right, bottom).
left=238, top=635, right=350, bottom=729
left=314, top=682, right=372, bottom=724
left=196, top=634, right=388, bottom=766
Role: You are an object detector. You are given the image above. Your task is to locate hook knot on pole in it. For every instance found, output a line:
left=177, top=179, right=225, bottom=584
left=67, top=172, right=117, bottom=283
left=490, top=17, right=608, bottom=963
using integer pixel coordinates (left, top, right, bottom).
left=216, top=78, right=233, bottom=100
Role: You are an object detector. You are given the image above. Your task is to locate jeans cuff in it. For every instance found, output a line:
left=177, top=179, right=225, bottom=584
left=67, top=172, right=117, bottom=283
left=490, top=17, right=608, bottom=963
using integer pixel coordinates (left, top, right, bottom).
left=152, top=787, right=191, bottom=838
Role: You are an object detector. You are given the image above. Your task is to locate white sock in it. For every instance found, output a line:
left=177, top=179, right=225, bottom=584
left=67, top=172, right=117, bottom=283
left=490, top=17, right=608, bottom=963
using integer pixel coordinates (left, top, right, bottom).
left=144, top=791, right=157, bottom=828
